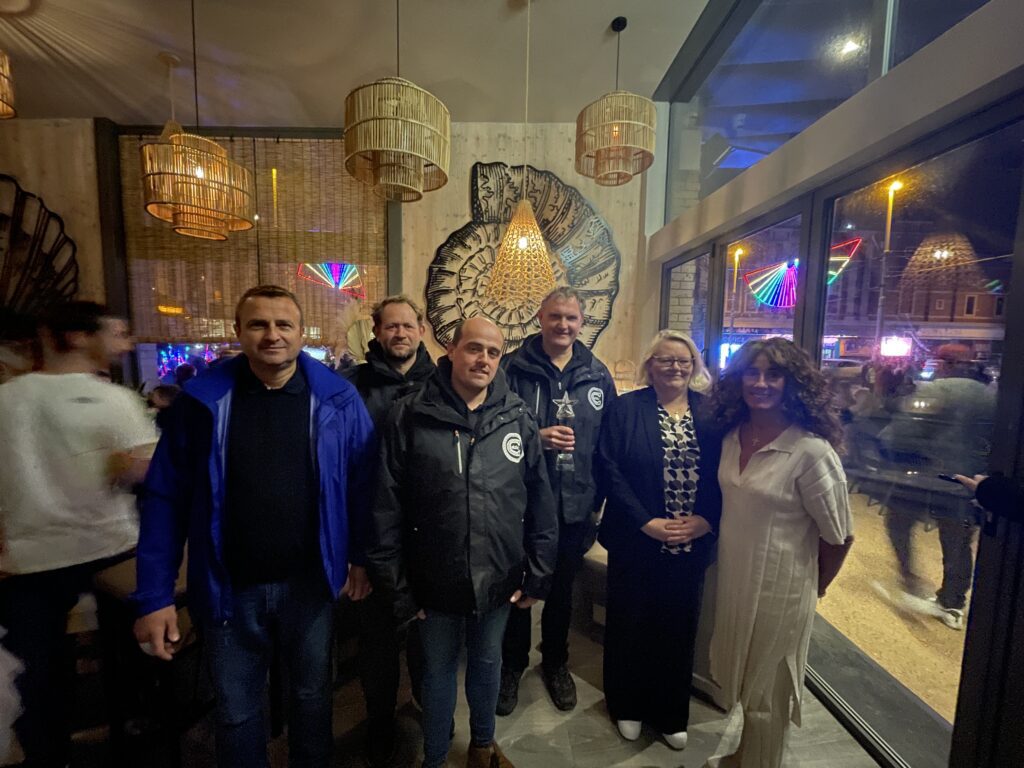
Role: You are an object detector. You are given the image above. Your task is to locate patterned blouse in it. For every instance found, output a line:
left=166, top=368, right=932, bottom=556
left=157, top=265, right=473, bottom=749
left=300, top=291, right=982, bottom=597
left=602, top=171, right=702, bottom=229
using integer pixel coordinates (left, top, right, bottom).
left=657, top=405, right=701, bottom=555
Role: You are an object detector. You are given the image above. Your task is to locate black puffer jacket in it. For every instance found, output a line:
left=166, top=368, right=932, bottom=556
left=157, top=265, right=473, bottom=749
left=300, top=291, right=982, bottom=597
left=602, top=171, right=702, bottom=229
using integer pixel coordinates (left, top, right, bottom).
left=368, top=358, right=558, bottom=622
left=501, top=334, right=618, bottom=524
left=343, top=340, right=436, bottom=428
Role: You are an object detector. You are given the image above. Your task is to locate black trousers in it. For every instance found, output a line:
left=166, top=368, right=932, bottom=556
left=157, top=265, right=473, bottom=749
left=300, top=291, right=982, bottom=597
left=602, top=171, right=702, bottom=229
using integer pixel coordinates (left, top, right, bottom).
left=603, top=548, right=705, bottom=735
left=0, top=553, right=129, bottom=768
left=503, top=518, right=590, bottom=673
left=355, top=589, right=424, bottom=734
left=884, top=500, right=977, bottom=610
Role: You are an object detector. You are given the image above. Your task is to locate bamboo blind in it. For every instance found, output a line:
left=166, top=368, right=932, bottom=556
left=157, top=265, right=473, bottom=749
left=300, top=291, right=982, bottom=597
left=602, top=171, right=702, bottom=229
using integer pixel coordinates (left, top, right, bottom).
left=120, top=135, right=387, bottom=348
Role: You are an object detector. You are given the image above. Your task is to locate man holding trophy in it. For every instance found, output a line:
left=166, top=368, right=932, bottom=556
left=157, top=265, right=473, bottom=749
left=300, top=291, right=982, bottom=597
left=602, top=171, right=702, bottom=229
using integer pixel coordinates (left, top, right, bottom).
left=496, top=287, right=618, bottom=714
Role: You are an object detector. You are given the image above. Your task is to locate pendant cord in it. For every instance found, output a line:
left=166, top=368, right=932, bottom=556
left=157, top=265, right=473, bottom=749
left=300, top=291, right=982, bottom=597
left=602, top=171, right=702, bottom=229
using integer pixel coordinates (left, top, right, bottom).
left=523, top=0, right=531, bottom=202
left=615, top=31, right=620, bottom=90
left=396, top=0, right=400, bottom=77
left=191, top=0, right=200, bottom=129
left=167, top=60, right=176, bottom=123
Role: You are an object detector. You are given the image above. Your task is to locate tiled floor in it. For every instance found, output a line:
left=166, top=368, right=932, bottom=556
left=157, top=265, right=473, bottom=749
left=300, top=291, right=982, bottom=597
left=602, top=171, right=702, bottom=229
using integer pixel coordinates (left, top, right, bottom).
left=175, top=618, right=876, bottom=768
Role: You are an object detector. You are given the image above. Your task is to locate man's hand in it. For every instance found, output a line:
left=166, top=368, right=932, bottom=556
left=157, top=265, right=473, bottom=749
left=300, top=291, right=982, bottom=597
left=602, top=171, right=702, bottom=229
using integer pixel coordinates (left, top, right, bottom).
left=510, top=589, right=538, bottom=609
left=539, top=426, right=575, bottom=452
left=133, top=606, right=181, bottom=661
left=953, top=474, right=987, bottom=494
left=341, top=565, right=372, bottom=601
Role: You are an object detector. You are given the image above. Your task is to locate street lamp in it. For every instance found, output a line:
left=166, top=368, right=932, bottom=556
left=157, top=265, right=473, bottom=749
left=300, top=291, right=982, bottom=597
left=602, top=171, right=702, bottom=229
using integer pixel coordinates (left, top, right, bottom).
left=874, top=179, right=902, bottom=343
left=731, top=247, right=744, bottom=331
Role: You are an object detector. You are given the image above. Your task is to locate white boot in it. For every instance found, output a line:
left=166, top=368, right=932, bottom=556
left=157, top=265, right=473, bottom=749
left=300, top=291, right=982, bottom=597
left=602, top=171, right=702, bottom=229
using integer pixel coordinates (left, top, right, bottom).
left=616, top=719, right=642, bottom=741
left=663, top=731, right=688, bottom=750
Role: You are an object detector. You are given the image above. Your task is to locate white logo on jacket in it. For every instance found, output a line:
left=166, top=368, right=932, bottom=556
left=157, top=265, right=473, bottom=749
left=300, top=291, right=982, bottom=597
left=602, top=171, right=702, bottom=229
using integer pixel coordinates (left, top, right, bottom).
left=588, top=387, right=604, bottom=411
left=502, top=432, right=524, bottom=463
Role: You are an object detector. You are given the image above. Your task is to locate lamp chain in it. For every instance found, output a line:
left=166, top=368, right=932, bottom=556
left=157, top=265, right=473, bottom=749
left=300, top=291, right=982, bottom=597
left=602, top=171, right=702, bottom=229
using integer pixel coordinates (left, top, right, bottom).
left=166, top=58, right=176, bottom=123
left=191, top=0, right=200, bottom=129
left=396, top=0, right=400, bottom=78
left=615, top=30, right=620, bottom=91
left=523, top=0, right=531, bottom=202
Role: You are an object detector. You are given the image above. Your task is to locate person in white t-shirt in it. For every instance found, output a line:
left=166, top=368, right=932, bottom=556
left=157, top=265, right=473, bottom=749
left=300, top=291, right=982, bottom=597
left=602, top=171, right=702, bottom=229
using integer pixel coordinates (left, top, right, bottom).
left=0, top=301, right=155, bottom=768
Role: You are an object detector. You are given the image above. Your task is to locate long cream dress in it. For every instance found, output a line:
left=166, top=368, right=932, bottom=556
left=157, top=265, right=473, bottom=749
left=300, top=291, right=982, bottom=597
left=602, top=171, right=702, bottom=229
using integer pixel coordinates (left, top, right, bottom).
left=706, top=426, right=851, bottom=768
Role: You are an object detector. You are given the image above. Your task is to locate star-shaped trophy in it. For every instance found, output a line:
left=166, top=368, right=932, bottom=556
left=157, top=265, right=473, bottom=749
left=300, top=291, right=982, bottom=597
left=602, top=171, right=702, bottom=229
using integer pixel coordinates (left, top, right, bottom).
left=552, top=392, right=576, bottom=473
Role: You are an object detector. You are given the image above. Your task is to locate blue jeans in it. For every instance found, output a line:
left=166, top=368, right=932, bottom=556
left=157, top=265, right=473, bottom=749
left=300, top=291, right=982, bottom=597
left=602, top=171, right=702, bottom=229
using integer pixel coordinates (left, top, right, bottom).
left=419, top=604, right=512, bottom=768
left=204, top=571, right=334, bottom=768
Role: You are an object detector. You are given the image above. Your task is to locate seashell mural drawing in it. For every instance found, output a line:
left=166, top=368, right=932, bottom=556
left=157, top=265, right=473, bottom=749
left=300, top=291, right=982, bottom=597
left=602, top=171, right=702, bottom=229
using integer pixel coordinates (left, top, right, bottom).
left=426, top=162, right=620, bottom=353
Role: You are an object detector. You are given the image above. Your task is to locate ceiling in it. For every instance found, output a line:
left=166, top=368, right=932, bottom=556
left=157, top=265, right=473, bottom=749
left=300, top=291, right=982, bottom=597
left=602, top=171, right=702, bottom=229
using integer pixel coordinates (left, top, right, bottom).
left=0, top=0, right=707, bottom=127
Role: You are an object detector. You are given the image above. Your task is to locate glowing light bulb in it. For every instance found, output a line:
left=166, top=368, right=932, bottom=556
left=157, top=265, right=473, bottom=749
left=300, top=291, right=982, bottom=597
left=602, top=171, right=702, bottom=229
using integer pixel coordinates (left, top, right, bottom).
left=840, top=40, right=861, bottom=55
left=194, top=166, right=205, bottom=179
left=888, top=180, right=903, bottom=193
left=254, top=213, right=260, bottom=221
left=517, top=235, right=529, bottom=250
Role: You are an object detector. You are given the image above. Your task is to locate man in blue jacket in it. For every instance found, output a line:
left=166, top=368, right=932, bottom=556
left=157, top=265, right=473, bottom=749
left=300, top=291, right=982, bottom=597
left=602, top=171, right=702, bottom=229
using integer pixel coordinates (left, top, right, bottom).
left=133, top=285, right=375, bottom=768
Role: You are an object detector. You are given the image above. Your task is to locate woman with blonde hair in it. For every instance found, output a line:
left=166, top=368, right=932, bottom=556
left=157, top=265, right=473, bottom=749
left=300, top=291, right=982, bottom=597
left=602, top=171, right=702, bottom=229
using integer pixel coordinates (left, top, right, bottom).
left=706, top=337, right=853, bottom=768
left=597, top=330, right=722, bottom=749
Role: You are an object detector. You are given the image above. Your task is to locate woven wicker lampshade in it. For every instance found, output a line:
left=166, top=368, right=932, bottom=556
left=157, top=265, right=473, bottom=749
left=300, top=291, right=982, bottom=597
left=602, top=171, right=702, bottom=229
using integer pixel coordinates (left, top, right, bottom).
left=487, top=198, right=556, bottom=309
left=344, top=76, right=450, bottom=203
left=140, top=120, right=255, bottom=240
left=575, top=90, right=655, bottom=186
left=0, top=51, right=15, bottom=119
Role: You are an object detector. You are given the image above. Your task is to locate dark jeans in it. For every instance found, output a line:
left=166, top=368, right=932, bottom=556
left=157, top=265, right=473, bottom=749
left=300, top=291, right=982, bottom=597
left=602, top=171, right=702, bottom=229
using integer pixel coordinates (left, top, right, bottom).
left=204, top=571, right=334, bottom=768
left=884, top=502, right=977, bottom=610
left=0, top=553, right=129, bottom=768
left=354, top=589, right=424, bottom=735
left=419, top=604, right=511, bottom=768
left=603, top=550, right=705, bottom=734
left=503, top=518, right=589, bottom=673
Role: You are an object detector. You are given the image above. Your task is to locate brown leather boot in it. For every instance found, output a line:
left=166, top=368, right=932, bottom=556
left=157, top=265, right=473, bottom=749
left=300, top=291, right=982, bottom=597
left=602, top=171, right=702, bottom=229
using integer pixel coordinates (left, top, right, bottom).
left=465, top=741, right=514, bottom=768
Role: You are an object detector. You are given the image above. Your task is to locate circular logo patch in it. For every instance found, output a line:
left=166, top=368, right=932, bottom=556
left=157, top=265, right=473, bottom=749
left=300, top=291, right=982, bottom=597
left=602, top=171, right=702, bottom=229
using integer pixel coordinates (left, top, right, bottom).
left=502, top=432, right=524, bottom=464
left=587, top=387, right=604, bottom=411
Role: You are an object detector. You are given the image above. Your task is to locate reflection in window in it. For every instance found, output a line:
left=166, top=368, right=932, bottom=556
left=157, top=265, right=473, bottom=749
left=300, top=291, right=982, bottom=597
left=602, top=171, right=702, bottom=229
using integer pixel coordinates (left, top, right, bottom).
left=721, top=215, right=801, bottom=367
left=694, top=0, right=873, bottom=198
left=665, top=253, right=710, bottom=363
left=816, top=121, right=1022, bottom=756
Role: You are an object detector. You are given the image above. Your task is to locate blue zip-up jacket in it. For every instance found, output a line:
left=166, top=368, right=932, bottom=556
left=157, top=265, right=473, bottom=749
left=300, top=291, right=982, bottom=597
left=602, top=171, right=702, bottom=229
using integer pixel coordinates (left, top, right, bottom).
left=132, top=353, right=375, bottom=623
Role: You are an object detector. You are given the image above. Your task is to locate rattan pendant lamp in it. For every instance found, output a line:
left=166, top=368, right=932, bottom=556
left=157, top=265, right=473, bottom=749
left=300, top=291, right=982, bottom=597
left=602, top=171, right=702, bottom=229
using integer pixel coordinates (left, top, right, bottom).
left=0, top=51, right=15, bottom=119
left=485, top=0, right=556, bottom=310
left=139, top=0, right=255, bottom=240
left=344, top=0, right=450, bottom=202
left=575, top=17, right=655, bottom=187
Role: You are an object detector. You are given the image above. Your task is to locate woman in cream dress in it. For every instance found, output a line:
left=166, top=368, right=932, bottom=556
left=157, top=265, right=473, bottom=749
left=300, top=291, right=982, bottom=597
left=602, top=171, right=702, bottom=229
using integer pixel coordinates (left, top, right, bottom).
left=706, top=338, right=853, bottom=768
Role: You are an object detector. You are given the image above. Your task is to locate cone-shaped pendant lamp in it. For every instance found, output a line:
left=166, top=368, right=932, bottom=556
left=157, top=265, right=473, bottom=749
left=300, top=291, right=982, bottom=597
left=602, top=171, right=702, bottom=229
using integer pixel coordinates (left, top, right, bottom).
left=0, top=51, right=15, bottom=119
left=575, top=17, right=655, bottom=186
left=139, top=5, right=255, bottom=241
left=344, top=0, right=450, bottom=202
left=485, top=0, right=556, bottom=310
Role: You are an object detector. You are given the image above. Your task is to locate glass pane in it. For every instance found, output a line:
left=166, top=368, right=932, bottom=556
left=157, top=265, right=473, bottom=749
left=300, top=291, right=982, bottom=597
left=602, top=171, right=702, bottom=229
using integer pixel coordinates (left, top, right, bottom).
left=892, top=0, right=991, bottom=68
left=721, top=214, right=802, bottom=368
left=818, top=120, right=1023, bottom=760
left=665, top=252, right=711, bottom=355
left=692, top=0, right=873, bottom=198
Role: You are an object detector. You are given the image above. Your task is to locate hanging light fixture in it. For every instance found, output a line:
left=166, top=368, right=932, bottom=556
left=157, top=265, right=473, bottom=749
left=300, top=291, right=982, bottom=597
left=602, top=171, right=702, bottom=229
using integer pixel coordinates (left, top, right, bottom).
left=0, top=51, right=15, bottom=119
left=139, top=2, right=254, bottom=240
left=343, top=0, right=450, bottom=202
left=485, top=0, right=556, bottom=310
left=575, top=17, right=656, bottom=187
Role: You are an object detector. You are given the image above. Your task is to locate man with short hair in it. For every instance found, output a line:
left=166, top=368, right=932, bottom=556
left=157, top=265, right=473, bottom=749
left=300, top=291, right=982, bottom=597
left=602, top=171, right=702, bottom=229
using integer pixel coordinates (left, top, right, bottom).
left=343, top=294, right=436, bottom=766
left=498, top=286, right=617, bottom=714
left=369, top=316, right=557, bottom=768
left=0, top=301, right=155, bottom=767
left=133, top=285, right=375, bottom=768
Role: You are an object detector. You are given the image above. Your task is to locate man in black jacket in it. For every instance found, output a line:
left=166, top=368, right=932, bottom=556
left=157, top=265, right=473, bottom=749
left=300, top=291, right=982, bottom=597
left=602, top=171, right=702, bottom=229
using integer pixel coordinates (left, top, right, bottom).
left=498, top=286, right=618, bottom=714
left=368, top=316, right=558, bottom=768
left=343, top=295, right=436, bottom=766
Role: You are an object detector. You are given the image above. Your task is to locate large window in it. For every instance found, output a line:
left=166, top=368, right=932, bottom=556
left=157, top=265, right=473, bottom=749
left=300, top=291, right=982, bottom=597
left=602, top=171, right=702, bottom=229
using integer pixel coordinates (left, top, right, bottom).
left=815, top=120, right=1023, bottom=761
left=891, top=0, right=991, bottom=68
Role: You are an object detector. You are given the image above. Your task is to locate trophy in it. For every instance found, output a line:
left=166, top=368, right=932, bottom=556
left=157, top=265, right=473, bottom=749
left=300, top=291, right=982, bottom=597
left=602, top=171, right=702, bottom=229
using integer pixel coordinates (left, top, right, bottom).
left=552, top=392, right=576, bottom=473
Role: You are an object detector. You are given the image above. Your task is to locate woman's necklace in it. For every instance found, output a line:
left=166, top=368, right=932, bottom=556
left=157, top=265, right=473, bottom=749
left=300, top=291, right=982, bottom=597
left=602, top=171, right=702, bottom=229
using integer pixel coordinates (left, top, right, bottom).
left=743, top=421, right=785, bottom=449
left=661, top=399, right=690, bottom=421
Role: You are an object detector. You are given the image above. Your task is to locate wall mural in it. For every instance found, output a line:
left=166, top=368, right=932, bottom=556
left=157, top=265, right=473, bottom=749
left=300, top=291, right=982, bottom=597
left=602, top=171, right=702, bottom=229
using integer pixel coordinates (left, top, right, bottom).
left=426, top=161, right=621, bottom=352
left=0, top=174, right=79, bottom=316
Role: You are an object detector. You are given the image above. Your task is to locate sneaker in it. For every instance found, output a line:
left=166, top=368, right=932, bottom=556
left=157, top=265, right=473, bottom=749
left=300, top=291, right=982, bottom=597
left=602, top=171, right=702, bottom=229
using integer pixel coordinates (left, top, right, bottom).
left=616, top=719, right=641, bottom=741
left=541, top=664, right=577, bottom=711
left=928, top=597, right=965, bottom=630
left=496, top=667, right=522, bottom=716
left=663, top=731, right=688, bottom=750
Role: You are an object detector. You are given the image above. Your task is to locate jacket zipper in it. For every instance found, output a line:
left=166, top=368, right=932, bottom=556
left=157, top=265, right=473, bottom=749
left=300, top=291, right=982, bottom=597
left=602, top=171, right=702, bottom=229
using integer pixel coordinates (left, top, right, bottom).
left=454, top=429, right=463, bottom=474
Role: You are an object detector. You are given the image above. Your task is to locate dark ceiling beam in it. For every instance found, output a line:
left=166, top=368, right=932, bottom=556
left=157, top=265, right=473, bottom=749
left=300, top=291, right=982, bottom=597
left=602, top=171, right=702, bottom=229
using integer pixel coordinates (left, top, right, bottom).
left=653, top=0, right=764, bottom=103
